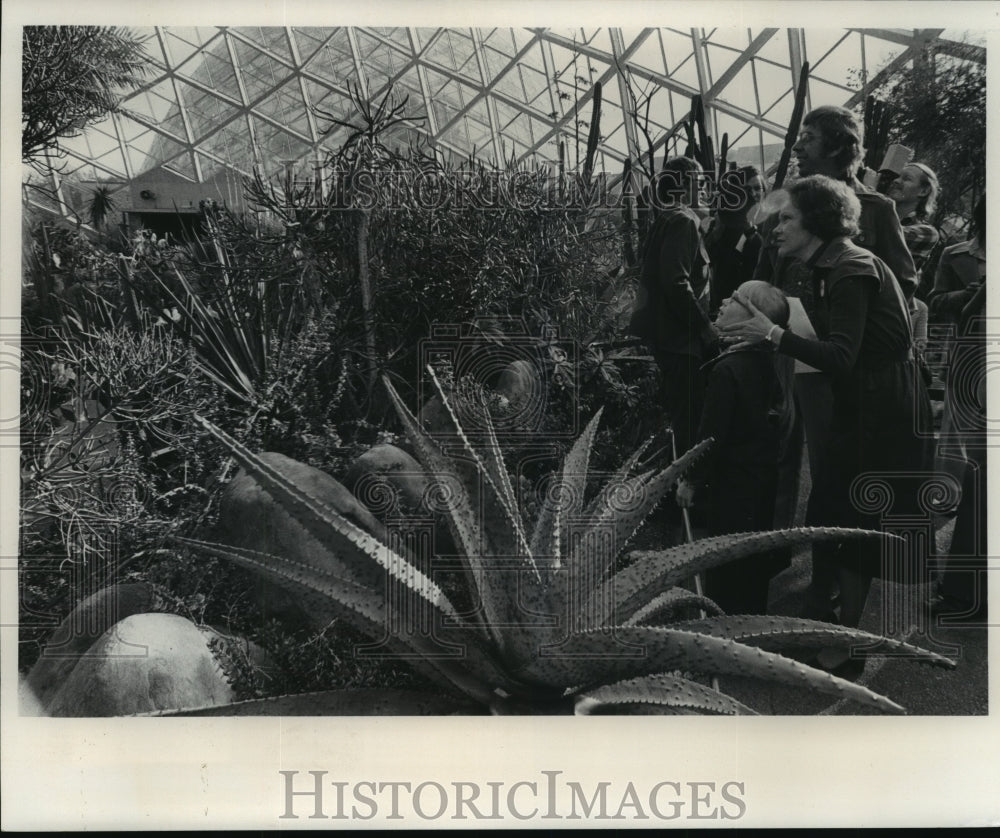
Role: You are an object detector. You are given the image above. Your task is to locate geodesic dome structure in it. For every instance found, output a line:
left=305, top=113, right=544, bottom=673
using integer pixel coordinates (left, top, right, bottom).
left=24, top=26, right=986, bottom=226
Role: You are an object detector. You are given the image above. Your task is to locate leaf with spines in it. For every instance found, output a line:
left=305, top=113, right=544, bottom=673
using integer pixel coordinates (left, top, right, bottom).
left=575, top=673, right=758, bottom=715
left=529, top=409, right=604, bottom=570
left=384, top=377, right=554, bottom=658
left=624, top=588, right=725, bottom=626
left=425, top=366, right=535, bottom=576
left=170, top=535, right=510, bottom=703
left=568, top=439, right=714, bottom=628
left=146, top=689, right=486, bottom=716
left=514, top=626, right=906, bottom=714
left=194, top=415, right=457, bottom=626
left=590, top=527, right=894, bottom=626
left=672, top=615, right=956, bottom=668
left=381, top=378, right=500, bottom=644
left=582, top=433, right=658, bottom=522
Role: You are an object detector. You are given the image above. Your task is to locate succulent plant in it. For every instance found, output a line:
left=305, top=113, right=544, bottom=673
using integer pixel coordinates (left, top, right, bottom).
left=170, top=370, right=953, bottom=716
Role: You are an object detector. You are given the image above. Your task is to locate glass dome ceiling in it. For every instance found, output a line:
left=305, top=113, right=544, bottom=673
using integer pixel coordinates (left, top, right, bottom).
left=27, top=26, right=986, bottom=223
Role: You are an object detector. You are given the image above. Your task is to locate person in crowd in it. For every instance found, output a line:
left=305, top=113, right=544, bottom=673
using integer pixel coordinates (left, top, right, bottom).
left=705, top=165, right=766, bottom=315
left=929, top=196, right=986, bottom=312
left=753, top=105, right=919, bottom=620
left=628, top=156, right=716, bottom=459
left=675, top=280, right=795, bottom=615
left=930, top=261, right=987, bottom=621
left=927, top=196, right=987, bottom=507
left=722, top=176, right=933, bottom=675
left=888, top=162, right=942, bottom=276
left=888, top=162, right=941, bottom=349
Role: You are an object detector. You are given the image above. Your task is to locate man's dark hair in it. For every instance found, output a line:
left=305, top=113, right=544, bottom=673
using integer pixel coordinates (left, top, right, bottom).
left=802, top=106, right=863, bottom=178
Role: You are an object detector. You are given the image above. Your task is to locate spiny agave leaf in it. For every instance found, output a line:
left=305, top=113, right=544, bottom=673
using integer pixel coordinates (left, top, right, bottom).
left=572, top=437, right=713, bottom=576
left=382, top=377, right=519, bottom=653
left=581, top=432, right=658, bottom=521
left=529, top=409, right=604, bottom=571
left=382, top=378, right=484, bottom=566
left=574, top=673, right=758, bottom=715
left=195, top=415, right=456, bottom=629
left=514, top=627, right=906, bottom=714
left=172, top=535, right=508, bottom=703
left=426, top=366, right=535, bottom=575
left=592, top=527, right=895, bottom=626
left=671, top=615, right=956, bottom=668
left=145, top=689, right=487, bottom=716
left=623, top=588, right=725, bottom=627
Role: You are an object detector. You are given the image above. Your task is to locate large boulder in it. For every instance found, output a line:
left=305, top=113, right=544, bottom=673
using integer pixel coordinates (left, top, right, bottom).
left=343, top=444, right=432, bottom=518
left=24, top=582, right=158, bottom=710
left=29, top=613, right=236, bottom=717
left=343, top=443, right=457, bottom=558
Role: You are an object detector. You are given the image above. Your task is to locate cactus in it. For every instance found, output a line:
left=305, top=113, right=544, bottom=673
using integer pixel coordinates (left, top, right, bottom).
left=773, top=61, right=810, bottom=190
left=159, top=373, right=952, bottom=715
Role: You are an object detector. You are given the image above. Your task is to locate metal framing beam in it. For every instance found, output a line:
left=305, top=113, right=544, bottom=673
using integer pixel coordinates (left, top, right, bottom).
left=154, top=27, right=205, bottom=182
left=702, top=28, right=778, bottom=103
left=609, top=29, right=643, bottom=167
left=518, top=29, right=654, bottom=162
left=407, top=28, right=439, bottom=136
left=30, top=25, right=987, bottom=212
left=225, top=30, right=264, bottom=170
left=432, top=32, right=541, bottom=140
left=787, top=28, right=810, bottom=114
left=469, top=29, right=503, bottom=160
left=842, top=28, right=944, bottom=109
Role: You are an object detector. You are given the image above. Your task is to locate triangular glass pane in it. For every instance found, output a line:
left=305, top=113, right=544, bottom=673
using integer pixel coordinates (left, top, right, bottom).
left=291, top=27, right=338, bottom=65
left=163, top=28, right=220, bottom=69
left=231, top=37, right=295, bottom=93
left=369, top=27, right=411, bottom=51
left=252, top=78, right=309, bottom=134
left=421, top=29, right=463, bottom=72
left=235, top=27, right=293, bottom=63
left=516, top=63, right=554, bottom=108
left=131, top=80, right=182, bottom=125
left=805, top=29, right=855, bottom=72
left=162, top=149, right=198, bottom=181
left=413, top=27, right=444, bottom=51
left=137, top=134, right=192, bottom=176
left=178, top=46, right=241, bottom=102
left=305, top=38, right=358, bottom=84
left=355, top=30, right=400, bottom=76
left=482, top=28, right=515, bottom=57
left=175, top=82, right=244, bottom=141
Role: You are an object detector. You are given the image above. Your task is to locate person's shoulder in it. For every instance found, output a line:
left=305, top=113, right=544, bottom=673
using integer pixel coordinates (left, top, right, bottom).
left=942, top=240, right=975, bottom=258
left=709, top=348, right=764, bottom=377
left=856, top=189, right=897, bottom=216
left=814, top=238, right=877, bottom=272
left=815, top=238, right=882, bottom=289
left=655, top=205, right=700, bottom=230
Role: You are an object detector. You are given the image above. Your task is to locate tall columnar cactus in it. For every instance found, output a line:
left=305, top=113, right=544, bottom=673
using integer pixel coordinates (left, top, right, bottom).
left=773, top=61, right=811, bottom=190
left=169, top=372, right=953, bottom=716
left=583, top=82, right=602, bottom=187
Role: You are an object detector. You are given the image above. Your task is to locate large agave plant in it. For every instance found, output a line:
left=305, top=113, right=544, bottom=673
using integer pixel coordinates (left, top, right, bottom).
left=173, top=371, right=953, bottom=716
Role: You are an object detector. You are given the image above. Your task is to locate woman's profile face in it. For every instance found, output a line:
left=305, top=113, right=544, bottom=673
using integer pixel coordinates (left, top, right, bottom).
left=774, top=199, right=815, bottom=259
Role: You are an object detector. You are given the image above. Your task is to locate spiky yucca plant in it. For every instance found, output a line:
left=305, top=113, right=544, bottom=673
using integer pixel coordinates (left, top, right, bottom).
left=173, top=370, right=953, bottom=716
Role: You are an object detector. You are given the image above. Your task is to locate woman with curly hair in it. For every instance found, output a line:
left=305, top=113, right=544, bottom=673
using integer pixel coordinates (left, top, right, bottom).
left=722, top=175, right=933, bottom=675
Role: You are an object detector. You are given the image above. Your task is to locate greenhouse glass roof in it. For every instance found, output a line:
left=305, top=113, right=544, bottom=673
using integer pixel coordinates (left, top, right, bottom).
left=26, top=26, right=986, bottom=223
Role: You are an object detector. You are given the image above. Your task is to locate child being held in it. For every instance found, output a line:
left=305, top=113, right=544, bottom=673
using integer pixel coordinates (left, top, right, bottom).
left=676, top=280, right=794, bottom=615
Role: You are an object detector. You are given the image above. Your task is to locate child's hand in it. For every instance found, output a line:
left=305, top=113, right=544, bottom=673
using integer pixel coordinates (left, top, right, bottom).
left=676, top=478, right=696, bottom=508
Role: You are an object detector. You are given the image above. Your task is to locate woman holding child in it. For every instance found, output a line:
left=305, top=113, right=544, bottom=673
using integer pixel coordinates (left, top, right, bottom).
left=719, top=175, right=933, bottom=674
